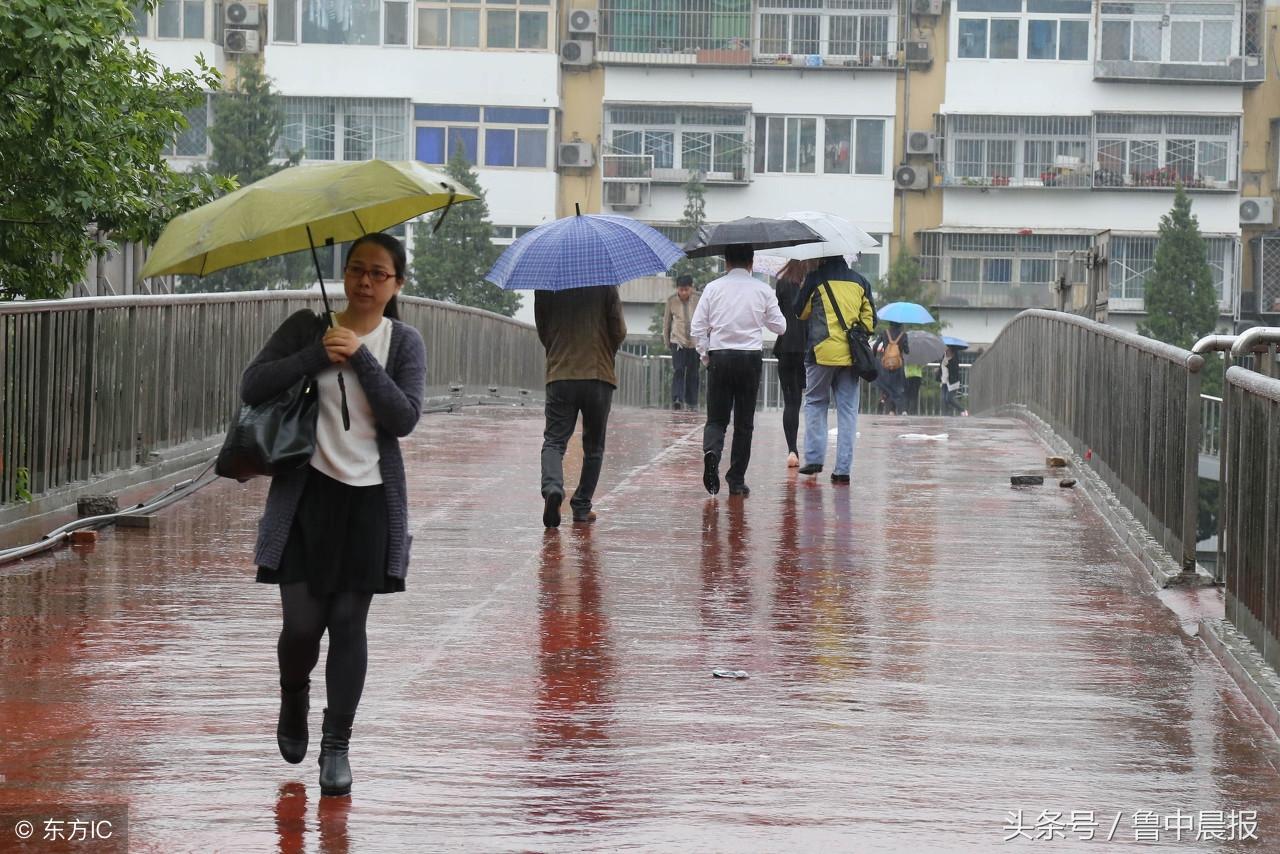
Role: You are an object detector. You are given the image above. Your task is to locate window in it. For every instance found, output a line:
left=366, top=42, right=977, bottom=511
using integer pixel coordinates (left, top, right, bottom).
left=151, top=0, right=205, bottom=39
left=607, top=107, right=749, bottom=178
left=281, top=98, right=410, bottom=161
left=943, top=115, right=1090, bottom=187
left=958, top=0, right=1092, bottom=60
left=755, top=116, right=817, bottom=173
left=491, top=225, right=537, bottom=244
left=275, top=1, right=409, bottom=45
left=1094, top=114, right=1238, bottom=189
left=415, top=0, right=550, bottom=49
left=415, top=105, right=550, bottom=168
left=129, top=1, right=150, bottom=37
left=163, top=99, right=210, bottom=158
left=956, top=0, right=1021, bottom=58
left=1110, top=235, right=1234, bottom=305
left=1099, top=2, right=1237, bottom=64
left=755, top=0, right=896, bottom=60
left=851, top=235, right=886, bottom=280
left=1027, top=19, right=1088, bottom=59
left=926, top=231, right=1091, bottom=308
left=823, top=118, right=886, bottom=175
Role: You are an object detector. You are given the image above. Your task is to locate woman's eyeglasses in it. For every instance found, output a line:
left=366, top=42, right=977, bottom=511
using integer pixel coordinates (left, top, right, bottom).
left=344, top=266, right=395, bottom=284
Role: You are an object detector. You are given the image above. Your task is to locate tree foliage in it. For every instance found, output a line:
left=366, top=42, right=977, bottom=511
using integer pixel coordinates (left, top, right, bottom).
left=180, top=59, right=305, bottom=293
left=668, top=171, right=718, bottom=288
left=407, top=147, right=519, bottom=317
left=1137, top=186, right=1219, bottom=351
left=0, top=0, right=228, bottom=300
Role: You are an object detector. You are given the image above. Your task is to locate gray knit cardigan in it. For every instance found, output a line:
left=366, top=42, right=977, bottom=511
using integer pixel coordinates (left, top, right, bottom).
left=240, top=309, right=427, bottom=579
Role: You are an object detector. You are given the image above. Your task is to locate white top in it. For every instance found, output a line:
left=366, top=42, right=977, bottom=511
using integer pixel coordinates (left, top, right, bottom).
left=311, top=317, right=393, bottom=486
left=690, top=267, right=787, bottom=356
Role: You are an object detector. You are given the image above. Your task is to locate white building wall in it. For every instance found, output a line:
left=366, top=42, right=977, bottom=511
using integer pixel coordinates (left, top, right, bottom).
left=943, top=190, right=1240, bottom=235
left=138, top=38, right=223, bottom=76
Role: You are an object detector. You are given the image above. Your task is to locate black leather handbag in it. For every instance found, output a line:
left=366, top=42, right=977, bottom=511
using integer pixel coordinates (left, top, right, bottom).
left=821, top=279, right=878, bottom=382
left=215, top=374, right=320, bottom=482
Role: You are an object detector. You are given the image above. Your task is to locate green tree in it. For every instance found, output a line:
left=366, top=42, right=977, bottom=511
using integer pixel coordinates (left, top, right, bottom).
left=1137, top=186, right=1219, bottom=352
left=408, top=146, right=518, bottom=317
left=180, top=59, right=303, bottom=293
left=0, top=0, right=228, bottom=300
left=668, top=171, right=718, bottom=288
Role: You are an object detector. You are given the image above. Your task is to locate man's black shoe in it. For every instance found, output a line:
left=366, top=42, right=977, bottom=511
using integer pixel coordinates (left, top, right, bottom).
left=702, top=452, right=720, bottom=495
left=831, top=474, right=850, bottom=484
left=799, top=464, right=823, bottom=475
left=542, top=490, right=563, bottom=528
left=728, top=484, right=750, bottom=496
left=672, top=401, right=683, bottom=411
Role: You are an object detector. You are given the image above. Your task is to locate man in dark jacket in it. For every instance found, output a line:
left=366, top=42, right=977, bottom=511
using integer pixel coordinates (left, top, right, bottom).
left=535, top=286, right=628, bottom=528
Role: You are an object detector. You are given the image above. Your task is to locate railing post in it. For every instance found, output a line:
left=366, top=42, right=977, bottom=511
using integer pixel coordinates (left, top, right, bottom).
left=1182, top=353, right=1204, bottom=574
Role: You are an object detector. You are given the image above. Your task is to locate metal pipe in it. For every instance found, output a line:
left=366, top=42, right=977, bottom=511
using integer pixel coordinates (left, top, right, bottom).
left=1193, top=334, right=1239, bottom=354
left=1230, top=327, right=1280, bottom=358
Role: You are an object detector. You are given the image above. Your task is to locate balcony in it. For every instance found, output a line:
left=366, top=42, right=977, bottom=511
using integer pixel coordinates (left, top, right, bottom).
left=935, top=282, right=1056, bottom=310
left=938, top=156, right=1092, bottom=190
left=601, top=154, right=654, bottom=210
left=1094, top=0, right=1265, bottom=85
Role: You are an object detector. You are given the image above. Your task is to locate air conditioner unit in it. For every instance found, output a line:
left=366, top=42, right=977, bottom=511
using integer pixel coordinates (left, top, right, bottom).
left=906, top=130, right=936, bottom=156
left=911, top=0, right=942, bottom=15
left=224, top=1, right=260, bottom=27
left=1240, top=197, right=1275, bottom=226
left=605, top=181, right=643, bottom=208
left=224, top=28, right=260, bottom=54
left=558, top=142, right=595, bottom=168
left=905, top=40, right=932, bottom=65
left=560, top=39, right=594, bottom=66
left=568, top=9, right=599, bottom=35
left=894, top=164, right=929, bottom=191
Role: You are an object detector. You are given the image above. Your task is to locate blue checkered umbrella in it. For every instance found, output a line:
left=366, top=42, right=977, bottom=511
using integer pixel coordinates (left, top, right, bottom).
left=486, top=213, right=684, bottom=291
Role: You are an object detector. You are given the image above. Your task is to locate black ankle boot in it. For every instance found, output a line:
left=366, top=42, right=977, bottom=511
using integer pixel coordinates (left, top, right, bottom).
left=318, top=708, right=355, bottom=797
left=277, top=682, right=310, bottom=764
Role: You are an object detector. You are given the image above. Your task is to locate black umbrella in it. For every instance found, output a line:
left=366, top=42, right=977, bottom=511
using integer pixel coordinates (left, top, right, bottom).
left=683, top=217, right=823, bottom=258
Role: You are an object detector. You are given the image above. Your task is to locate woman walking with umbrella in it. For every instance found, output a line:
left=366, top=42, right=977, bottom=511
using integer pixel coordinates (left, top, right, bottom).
left=242, top=232, right=426, bottom=797
left=773, top=260, right=813, bottom=467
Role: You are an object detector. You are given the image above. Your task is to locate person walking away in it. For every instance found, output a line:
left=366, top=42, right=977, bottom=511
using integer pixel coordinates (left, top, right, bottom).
left=904, top=362, right=923, bottom=414
left=691, top=244, right=787, bottom=496
left=792, top=255, right=875, bottom=484
left=773, top=260, right=812, bottom=467
left=663, top=274, right=701, bottom=410
left=941, top=345, right=967, bottom=416
left=873, top=321, right=911, bottom=415
left=244, top=232, right=426, bottom=798
left=536, top=286, right=628, bottom=527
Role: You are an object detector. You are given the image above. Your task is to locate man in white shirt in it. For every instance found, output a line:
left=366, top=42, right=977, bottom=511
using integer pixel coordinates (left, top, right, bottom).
left=690, top=244, right=787, bottom=496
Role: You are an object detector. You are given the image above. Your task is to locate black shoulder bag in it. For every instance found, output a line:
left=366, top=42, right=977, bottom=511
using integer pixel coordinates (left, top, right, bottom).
left=215, top=316, right=323, bottom=482
left=820, top=279, right=878, bottom=382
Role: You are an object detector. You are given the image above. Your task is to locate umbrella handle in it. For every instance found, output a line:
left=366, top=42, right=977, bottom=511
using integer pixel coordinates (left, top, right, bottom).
left=306, top=226, right=352, bottom=431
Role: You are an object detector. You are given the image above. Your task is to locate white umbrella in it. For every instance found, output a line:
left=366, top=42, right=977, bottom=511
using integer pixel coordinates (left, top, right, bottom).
left=758, top=211, right=880, bottom=261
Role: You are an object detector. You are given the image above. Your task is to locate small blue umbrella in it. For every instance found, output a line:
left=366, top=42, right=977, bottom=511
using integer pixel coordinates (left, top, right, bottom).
left=943, top=335, right=970, bottom=349
left=486, top=212, right=684, bottom=291
left=878, top=301, right=936, bottom=325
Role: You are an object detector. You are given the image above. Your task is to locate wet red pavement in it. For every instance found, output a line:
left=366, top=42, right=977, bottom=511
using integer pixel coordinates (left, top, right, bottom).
left=3, top=407, right=1280, bottom=851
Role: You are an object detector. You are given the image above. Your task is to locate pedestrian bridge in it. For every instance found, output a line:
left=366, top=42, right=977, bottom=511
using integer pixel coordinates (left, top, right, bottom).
left=2, top=294, right=1280, bottom=850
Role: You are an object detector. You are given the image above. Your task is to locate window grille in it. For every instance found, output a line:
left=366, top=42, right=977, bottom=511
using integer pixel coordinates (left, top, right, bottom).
left=1094, top=113, right=1238, bottom=189
left=922, top=231, right=1092, bottom=309
left=1099, top=1, right=1239, bottom=65
left=940, top=115, right=1091, bottom=188
left=281, top=98, right=410, bottom=162
left=1257, top=233, right=1280, bottom=314
left=605, top=106, right=750, bottom=181
left=1109, top=234, right=1234, bottom=308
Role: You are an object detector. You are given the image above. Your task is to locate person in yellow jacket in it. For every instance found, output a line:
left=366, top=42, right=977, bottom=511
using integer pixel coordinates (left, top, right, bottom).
left=791, top=255, right=876, bottom=484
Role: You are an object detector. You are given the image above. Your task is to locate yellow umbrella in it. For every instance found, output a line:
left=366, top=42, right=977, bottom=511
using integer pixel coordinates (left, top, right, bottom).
left=140, top=159, right=476, bottom=279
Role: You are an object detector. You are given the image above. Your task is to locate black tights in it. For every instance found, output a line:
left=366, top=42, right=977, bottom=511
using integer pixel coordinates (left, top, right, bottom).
left=776, top=353, right=806, bottom=455
left=278, top=582, right=373, bottom=717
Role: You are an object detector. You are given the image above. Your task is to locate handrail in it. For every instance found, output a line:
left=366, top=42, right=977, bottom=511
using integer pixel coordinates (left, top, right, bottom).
left=1230, top=327, right=1280, bottom=358
left=971, top=309, right=1202, bottom=574
left=1192, top=334, right=1240, bottom=355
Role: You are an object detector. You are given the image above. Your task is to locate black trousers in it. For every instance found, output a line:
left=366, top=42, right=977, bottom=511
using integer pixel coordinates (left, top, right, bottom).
left=703, top=350, right=763, bottom=488
left=776, top=352, right=806, bottom=454
left=671, top=346, right=701, bottom=408
left=541, top=379, right=614, bottom=517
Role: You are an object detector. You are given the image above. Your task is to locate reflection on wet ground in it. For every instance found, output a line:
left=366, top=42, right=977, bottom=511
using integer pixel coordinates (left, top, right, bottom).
left=2, top=407, right=1279, bottom=851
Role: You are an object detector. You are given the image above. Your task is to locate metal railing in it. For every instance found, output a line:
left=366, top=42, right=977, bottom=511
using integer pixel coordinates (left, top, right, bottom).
left=1201, top=395, right=1222, bottom=457
left=1221, top=365, right=1280, bottom=673
left=0, top=292, right=545, bottom=508
left=970, top=309, right=1203, bottom=573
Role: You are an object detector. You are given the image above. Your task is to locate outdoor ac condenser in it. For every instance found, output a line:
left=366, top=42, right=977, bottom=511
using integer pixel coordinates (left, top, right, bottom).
left=894, top=164, right=929, bottom=191
left=224, top=28, right=260, bottom=54
left=911, top=0, right=942, bottom=15
left=1240, top=197, right=1275, bottom=226
left=568, top=9, right=599, bottom=35
left=605, top=182, right=643, bottom=208
left=905, top=40, right=933, bottom=65
left=906, top=130, right=936, bottom=155
left=560, top=40, right=595, bottom=66
left=224, top=1, right=260, bottom=27
left=558, top=143, right=595, bottom=169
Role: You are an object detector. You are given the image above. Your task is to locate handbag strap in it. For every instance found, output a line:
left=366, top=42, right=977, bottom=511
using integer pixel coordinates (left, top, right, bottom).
left=821, top=279, right=854, bottom=334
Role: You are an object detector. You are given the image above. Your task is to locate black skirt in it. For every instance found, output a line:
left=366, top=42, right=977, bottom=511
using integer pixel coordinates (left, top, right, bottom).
left=256, top=466, right=404, bottom=595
